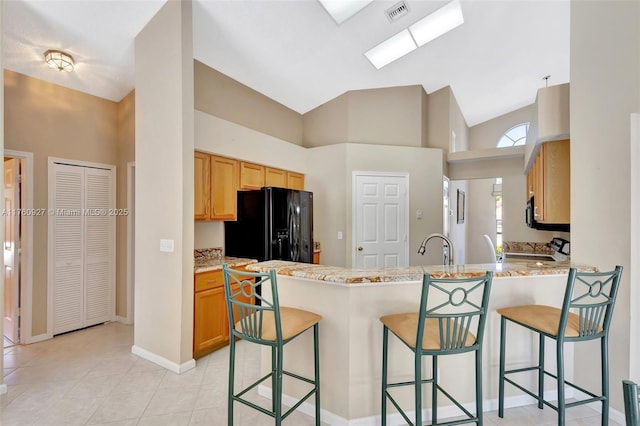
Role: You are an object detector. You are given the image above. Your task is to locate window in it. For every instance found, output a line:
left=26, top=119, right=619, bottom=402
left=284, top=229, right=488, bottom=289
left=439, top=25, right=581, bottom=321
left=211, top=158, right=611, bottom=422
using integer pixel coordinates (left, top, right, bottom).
left=497, top=123, right=529, bottom=147
left=494, top=178, right=503, bottom=256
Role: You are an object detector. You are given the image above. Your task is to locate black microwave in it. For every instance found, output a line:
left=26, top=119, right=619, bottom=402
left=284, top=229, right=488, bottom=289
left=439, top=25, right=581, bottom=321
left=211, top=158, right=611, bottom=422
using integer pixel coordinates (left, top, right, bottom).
left=525, top=196, right=570, bottom=232
left=525, top=196, right=536, bottom=228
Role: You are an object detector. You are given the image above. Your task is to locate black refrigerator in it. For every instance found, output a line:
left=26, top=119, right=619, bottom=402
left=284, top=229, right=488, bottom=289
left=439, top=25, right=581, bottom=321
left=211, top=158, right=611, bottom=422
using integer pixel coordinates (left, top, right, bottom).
left=224, top=187, right=314, bottom=263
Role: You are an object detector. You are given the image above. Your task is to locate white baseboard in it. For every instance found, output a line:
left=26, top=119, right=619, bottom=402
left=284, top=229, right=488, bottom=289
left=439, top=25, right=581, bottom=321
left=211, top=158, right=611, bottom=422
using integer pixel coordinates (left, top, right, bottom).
left=131, top=345, right=196, bottom=374
left=255, top=385, right=586, bottom=426
left=25, top=332, right=51, bottom=344
left=114, top=315, right=133, bottom=325
left=0, top=383, right=7, bottom=395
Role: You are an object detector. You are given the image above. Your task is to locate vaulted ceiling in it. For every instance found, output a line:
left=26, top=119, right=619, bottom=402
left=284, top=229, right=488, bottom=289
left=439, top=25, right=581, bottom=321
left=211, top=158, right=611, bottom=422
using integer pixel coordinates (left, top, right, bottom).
left=3, top=0, right=570, bottom=127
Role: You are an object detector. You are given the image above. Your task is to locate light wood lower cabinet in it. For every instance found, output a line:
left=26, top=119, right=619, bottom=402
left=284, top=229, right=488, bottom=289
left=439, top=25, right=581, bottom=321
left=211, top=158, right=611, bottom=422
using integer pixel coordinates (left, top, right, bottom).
left=193, top=266, right=255, bottom=359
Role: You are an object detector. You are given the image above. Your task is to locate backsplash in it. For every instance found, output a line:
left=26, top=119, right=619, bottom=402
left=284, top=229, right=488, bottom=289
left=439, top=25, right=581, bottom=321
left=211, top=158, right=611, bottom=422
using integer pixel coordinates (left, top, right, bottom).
left=194, top=247, right=223, bottom=260
left=502, top=241, right=553, bottom=255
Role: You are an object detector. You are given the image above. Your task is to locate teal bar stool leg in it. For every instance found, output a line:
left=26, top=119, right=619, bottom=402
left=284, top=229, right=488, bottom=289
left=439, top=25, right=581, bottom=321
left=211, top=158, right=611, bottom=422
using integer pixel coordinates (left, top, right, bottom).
left=275, top=345, right=284, bottom=426
left=601, top=337, right=609, bottom=426
left=415, top=351, right=423, bottom=426
left=314, top=323, right=321, bottom=426
left=539, top=334, right=545, bottom=409
left=381, top=326, right=389, bottom=426
left=228, top=337, right=236, bottom=426
left=557, top=340, right=565, bottom=426
left=498, top=316, right=506, bottom=418
left=476, top=350, right=483, bottom=425
left=432, top=355, right=438, bottom=425
left=271, top=346, right=277, bottom=414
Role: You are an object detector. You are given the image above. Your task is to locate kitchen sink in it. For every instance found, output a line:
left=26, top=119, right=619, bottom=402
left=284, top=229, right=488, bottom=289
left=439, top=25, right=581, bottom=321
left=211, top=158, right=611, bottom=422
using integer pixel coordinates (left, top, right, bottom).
left=503, top=252, right=557, bottom=262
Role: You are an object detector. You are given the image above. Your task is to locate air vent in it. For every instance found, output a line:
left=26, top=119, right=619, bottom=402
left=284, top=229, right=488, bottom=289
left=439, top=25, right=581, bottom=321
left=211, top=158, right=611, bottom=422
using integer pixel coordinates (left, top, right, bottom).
left=386, top=1, right=410, bottom=22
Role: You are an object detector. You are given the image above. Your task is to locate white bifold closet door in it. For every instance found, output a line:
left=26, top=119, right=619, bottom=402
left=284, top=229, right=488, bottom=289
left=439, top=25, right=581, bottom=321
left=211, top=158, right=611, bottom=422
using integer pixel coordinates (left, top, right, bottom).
left=52, top=163, right=114, bottom=335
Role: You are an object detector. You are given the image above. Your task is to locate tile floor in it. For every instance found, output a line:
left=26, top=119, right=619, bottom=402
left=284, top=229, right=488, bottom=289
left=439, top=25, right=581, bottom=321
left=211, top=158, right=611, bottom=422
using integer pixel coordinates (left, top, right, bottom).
left=0, top=322, right=621, bottom=425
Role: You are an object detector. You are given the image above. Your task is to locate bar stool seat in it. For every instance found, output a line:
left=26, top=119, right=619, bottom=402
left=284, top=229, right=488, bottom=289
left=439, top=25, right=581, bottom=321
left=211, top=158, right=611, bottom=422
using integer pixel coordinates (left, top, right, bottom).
left=497, top=266, right=623, bottom=426
left=223, top=264, right=322, bottom=426
left=380, top=314, right=477, bottom=350
left=380, top=272, right=493, bottom=426
left=496, top=305, right=587, bottom=337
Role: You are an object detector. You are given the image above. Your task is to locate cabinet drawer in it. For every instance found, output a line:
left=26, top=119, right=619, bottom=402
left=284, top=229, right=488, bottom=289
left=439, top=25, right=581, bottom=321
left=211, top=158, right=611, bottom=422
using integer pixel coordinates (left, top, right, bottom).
left=195, top=270, right=223, bottom=292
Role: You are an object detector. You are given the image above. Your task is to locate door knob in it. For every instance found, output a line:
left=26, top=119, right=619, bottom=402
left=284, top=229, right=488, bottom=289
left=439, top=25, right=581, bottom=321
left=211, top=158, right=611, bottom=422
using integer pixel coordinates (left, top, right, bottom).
left=357, top=246, right=363, bottom=251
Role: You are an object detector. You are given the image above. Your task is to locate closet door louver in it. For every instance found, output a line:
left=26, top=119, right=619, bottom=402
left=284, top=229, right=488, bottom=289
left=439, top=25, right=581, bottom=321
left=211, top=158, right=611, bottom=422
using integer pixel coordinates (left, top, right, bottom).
left=52, top=164, right=85, bottom=335
left=52, top=163, right=114, bottom=335
left=84, top=168, right=112, bottom=326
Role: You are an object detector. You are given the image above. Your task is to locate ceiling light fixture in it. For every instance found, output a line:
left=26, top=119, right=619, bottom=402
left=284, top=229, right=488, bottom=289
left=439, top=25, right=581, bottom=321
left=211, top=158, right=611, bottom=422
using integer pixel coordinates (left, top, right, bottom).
left=44, top=50, right=75, bottom=72
left=408, top=0, right=464, bottom=47
left=318, top=0, right=374, bottom=25
left=364, top=0, right=464, bottom=69
left=364, top=29, right=417, bottom=70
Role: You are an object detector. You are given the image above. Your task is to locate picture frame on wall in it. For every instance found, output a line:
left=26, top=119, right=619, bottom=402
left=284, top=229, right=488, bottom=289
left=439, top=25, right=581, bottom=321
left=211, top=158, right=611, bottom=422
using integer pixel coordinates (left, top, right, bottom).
left=457, top=189, right=465, bottom=224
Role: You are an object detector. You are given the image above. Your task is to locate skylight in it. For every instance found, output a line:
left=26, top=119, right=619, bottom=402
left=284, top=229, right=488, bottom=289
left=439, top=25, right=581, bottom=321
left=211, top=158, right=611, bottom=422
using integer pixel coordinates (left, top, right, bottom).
left=364, top=0, right=464, bottom=69
left=318, top=0, right=374, bottom=25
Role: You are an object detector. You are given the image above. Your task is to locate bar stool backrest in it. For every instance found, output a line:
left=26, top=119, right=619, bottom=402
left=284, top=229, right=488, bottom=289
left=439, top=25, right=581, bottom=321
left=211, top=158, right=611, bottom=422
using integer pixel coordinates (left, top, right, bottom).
left=559, top=266, right=623, bottom=341
left=222, top=264, right=282, bottom=345
left=417, top=272, right=493, bottom=354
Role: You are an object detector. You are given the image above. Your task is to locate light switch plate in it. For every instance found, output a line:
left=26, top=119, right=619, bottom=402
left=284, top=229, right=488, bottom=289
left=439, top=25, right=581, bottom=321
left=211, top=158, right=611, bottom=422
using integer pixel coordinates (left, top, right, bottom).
left=160, top=239, right=174, bottom=253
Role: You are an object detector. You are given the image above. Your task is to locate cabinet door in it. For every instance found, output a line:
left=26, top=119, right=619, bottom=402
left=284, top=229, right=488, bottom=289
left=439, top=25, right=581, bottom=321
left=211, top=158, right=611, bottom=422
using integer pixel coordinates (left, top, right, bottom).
left=265, top=167, right=287, bottom=188
left=211, top=156, right=238, bottom=221
left=194, top=151, right=210, bottom=221
left=287, top=172, right=305, bottom=190
left=240, top=162, right=265, bottom=189
left=542, top=139, right=570, bottom=223
left=194, top=286, right=228, bottom=358
left=533, top=146, right=545, bottom=222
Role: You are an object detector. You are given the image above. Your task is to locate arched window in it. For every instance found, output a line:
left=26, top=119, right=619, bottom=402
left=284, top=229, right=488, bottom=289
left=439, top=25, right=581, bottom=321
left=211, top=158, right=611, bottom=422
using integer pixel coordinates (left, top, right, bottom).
left=497, top=123, right=529, bottom=147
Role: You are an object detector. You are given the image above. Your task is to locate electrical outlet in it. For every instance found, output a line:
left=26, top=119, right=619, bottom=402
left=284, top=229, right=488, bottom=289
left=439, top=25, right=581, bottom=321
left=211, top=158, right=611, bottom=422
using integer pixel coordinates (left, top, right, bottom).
left=160, top=239, right=174, bottom=253
left=337, top=231, right=343, bottom=240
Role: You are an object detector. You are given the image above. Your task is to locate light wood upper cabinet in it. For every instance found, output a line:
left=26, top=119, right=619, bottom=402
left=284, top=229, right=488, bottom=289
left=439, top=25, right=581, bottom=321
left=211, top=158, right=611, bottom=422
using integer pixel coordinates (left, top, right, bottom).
left=195, top=151, right=305, bottom=221
left=240, top=162, right=265, bottom=190
left=211, top=155, right=238, bottom=221
left=265, top=167, right=287, bottom=188
left=287, top=171, right=305, bottom=190
left=194, top=151, right=210, bottom=221
left=527, top=139, right=570, bottom=224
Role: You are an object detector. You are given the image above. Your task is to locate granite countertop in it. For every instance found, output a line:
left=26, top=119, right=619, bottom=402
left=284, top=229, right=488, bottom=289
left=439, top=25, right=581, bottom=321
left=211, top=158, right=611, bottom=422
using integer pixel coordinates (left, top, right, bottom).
left=194, top=257, right=257, bottom=274
left=245, top=260, right=597, bottom=285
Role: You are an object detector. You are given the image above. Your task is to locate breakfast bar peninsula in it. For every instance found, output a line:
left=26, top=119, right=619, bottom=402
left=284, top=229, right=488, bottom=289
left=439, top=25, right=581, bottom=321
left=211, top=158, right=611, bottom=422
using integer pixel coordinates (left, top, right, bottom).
left=244, top=260, right=597, bottom=425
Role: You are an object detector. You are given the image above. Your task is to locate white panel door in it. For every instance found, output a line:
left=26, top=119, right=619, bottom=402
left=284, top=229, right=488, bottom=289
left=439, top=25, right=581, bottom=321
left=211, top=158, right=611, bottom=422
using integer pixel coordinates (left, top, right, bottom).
left=354, top=173, right=408, bottom=268
left=52, top=164, right=84, bottom=335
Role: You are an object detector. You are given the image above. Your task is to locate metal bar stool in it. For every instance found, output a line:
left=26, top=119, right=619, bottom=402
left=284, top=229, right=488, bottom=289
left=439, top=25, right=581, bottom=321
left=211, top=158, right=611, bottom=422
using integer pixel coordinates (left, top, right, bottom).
left=623, top=380, right=640, bottom=426
left=380, top=271, right=494, bottom=426
left=222, top=264, right=322, bottom=425
left=498, top=266, right=623, bottom=426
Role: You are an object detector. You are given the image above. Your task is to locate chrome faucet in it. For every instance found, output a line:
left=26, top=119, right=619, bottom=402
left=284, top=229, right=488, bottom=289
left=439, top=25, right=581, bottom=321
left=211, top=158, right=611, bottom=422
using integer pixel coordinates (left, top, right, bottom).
left=418, top=233, right=455, bottom=265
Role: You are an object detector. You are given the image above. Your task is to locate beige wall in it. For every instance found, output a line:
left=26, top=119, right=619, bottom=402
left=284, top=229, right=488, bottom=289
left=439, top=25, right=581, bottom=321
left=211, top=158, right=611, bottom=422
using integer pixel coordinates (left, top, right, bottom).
left=115, top=90, right=135, bottom=319
left=303, top=86, right=426, bottom=148
left=570, top=0, right=639, bottom=413
left=193, top=111, right=307, bottom=250
left=469, top=104, right=535, bottom=151
left=4, top=70, right=119, bottom=337
left=134, top=0, right=194, bottom=368
left=344, top=143, right=444, bottom=267
left=194, top=60, right=303, bottom=146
